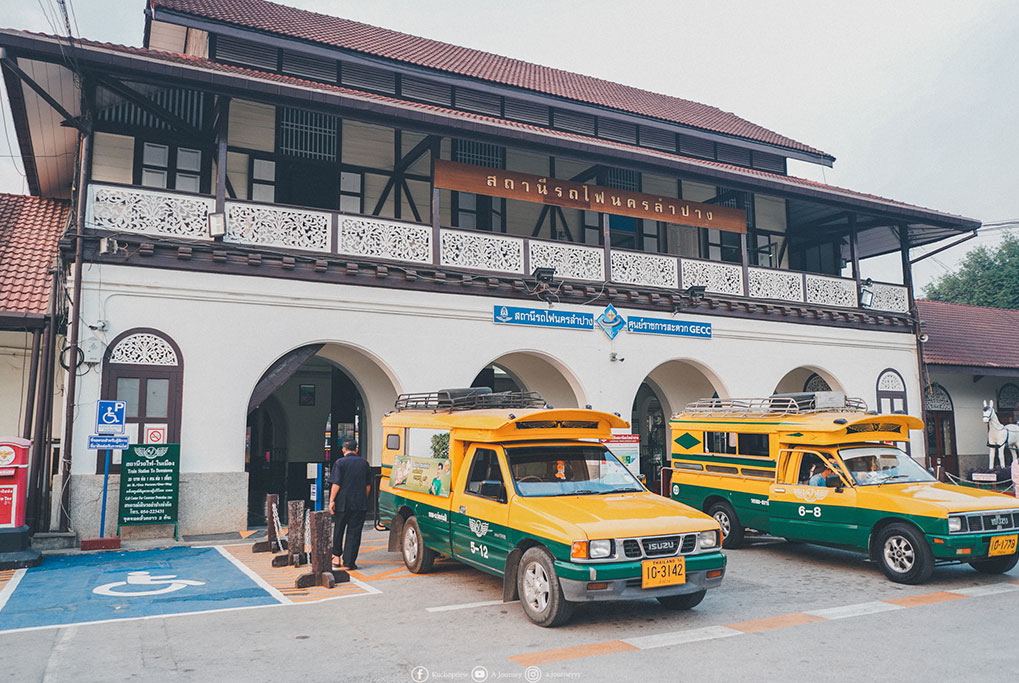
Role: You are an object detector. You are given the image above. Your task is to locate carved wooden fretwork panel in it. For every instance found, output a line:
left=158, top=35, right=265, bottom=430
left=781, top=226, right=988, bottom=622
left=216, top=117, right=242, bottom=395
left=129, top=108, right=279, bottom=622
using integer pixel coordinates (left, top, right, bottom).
left=870, top=283, right=910, bottom=313
left=529, top=241, right=604, bottom=281
left=804, top=373, right=832, bottom=393
left=680, top=259, right=743, bottom=296
left=338, top=216, right=432, bottom=263
left=89, top=185, right=214, bottom=240
left=611, top=251, right=678, bottom=289
left=927, top=384, right=953, bottom=412
left=878, top=370, right=905, bottom=392
left=225, top=202, right=330, bottom=252
left=804, top=275, right=857, bottom=308
left=108, top=333, right=179, bottom=366
left=748, top=267, right=804, bottom=302
left=439, top=229, right=524, bottom=274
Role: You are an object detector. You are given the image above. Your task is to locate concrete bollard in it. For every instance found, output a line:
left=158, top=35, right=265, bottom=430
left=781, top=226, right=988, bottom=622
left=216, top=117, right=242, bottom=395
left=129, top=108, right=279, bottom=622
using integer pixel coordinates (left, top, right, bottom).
left=273, top=499, right=307, bottom=567
left=252, top=494, right=287, bottom=554
left=295, top=510, right=348, bottom=589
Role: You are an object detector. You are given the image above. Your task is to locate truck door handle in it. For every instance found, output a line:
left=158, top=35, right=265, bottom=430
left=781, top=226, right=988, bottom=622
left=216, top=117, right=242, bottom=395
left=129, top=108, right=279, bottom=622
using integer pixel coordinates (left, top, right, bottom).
left=773, top=488, right=785, bottom=493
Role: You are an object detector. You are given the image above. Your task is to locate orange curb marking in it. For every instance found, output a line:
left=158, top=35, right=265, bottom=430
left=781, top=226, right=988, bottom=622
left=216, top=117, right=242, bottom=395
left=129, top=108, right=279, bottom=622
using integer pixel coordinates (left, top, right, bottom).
left=726, top=612, right=825, bottom=633
left=238, top=530, right=260, bottom=539
left=509, top=640, right=638, bottom=667
left=883, top=591, right=966, bottom=608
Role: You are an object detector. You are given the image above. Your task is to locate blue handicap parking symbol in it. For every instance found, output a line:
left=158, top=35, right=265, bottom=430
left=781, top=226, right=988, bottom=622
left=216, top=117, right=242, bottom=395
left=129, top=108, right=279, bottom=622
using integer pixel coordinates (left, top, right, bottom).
left=95, top=400, right=127, bottom=435
left=0, top=547, right=279, bottom=632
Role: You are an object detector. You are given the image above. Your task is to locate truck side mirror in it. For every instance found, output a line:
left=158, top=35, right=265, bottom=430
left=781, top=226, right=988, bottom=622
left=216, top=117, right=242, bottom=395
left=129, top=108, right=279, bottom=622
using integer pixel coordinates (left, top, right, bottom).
left=825, top=474, right=844, bottom=492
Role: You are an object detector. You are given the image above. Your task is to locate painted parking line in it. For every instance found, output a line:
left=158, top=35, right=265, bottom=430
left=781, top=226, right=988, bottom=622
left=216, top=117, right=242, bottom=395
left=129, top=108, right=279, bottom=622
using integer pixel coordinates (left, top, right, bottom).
left=507, top=585, right=1019, bottom=667
left=0, top=547, right=280, bottom=633
left=426, top=599, right=508, bottom=612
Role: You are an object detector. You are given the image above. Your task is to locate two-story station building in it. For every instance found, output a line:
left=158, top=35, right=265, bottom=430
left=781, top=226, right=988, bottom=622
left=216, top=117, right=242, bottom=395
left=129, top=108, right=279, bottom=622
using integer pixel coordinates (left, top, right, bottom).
left=0, top=0, right=979, bottom=537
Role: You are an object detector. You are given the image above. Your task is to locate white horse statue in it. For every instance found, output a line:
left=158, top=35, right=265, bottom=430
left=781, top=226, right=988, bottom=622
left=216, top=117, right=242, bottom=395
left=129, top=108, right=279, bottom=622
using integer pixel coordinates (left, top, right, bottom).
left=982, top=400, right=1019, bottom=468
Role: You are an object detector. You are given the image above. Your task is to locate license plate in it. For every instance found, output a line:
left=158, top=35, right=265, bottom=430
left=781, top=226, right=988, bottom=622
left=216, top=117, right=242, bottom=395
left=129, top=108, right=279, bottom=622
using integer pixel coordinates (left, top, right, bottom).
left=989, top=534, right=1018, bottom=557
left=641, top=556, right=686, bottom=589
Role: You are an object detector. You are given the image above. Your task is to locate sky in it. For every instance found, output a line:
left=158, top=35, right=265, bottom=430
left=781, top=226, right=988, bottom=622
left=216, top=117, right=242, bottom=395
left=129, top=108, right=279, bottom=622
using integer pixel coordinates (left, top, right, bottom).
left=1, top=0, right=1016, bottom=292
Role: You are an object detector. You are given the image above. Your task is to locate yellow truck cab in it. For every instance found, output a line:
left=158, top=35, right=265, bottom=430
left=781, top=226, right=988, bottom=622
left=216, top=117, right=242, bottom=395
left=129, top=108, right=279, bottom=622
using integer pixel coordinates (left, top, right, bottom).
left=669, top=391, right=1019, bottom=584
left=378, top=388, right=726, bottom=626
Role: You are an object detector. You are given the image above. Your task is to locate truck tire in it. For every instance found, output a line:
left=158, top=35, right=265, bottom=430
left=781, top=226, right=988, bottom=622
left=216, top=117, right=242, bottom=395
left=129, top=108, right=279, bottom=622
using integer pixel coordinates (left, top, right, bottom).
left=708, top=501, right=745, bottom=549
left=969, top=553, right=1019, bottom=574
left=876, top=523, right=934, bottom=584
left=402, top=516, right=436, bottom=574
left=517, top=547, right=574, bottom=627
left=657, top=589, right=706, bottom=610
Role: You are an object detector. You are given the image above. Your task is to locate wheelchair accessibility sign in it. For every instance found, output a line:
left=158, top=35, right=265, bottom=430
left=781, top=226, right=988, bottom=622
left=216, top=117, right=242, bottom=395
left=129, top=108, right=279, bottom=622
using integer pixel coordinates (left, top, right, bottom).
left=0, top=547, right=279, bottom=632
left=95, top=400, right=127, bottom=435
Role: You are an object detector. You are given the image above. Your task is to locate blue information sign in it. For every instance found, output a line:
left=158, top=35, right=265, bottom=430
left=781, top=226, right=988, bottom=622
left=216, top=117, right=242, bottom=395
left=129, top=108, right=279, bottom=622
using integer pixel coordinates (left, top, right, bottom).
left=627, top=316, right=712, bottom=339
left=493, top=305, right=594, bottom=330
left=96, top=400, right=127, bottom=434
left=89, top=435, right=130, bottom=450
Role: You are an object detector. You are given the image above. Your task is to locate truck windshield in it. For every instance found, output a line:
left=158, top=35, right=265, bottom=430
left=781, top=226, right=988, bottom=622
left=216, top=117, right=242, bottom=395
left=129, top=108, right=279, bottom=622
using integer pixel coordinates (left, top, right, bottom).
left=505, top=445, right=643, bottom=497
left=838, top=446, right=936, bottom=486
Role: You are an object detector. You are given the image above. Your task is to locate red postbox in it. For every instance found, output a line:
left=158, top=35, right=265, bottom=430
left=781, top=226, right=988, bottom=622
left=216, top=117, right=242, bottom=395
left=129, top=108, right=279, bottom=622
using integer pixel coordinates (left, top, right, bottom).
left=0, top=437, right=41, bottom=568
left=0, top=438, right=30, bottom=529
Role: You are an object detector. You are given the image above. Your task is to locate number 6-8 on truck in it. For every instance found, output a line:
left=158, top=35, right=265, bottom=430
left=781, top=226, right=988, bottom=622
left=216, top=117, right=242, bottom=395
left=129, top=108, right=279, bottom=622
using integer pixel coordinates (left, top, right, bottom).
left=377, top=388, right=727, bottom=626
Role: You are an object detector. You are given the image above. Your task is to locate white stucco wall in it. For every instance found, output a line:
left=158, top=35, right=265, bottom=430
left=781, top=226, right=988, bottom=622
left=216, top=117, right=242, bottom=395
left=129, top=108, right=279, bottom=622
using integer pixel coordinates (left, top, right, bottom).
left=62, top=264, right=924, bottom=534
left=929, top=371, right=1019, bottom=475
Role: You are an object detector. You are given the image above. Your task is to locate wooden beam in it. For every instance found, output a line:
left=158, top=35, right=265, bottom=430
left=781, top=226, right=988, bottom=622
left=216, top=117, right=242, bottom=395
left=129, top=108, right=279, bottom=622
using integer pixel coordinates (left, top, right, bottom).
left=96, top=75, right=203, bottom=139
left=372, top=134, right=439, bottom=216
left=1, top=56, right=88, bottom=133
left=215, top=96, right=230, bottom=214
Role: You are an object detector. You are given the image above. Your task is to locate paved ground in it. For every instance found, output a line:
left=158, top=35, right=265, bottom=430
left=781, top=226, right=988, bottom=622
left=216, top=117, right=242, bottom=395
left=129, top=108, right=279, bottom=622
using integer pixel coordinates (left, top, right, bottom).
left=2, top=529, right=1018, bottom=682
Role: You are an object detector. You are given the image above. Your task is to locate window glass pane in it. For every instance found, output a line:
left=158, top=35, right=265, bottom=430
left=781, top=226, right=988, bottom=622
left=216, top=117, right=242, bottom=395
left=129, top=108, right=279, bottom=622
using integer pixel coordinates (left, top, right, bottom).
left=458, top=193, right=476, bottom=210
left=457, top=212, right=476, bottom=229
left=143, top=142, right=168, bottom=167
left=141, top=169, right=167, bottom=189
left=146, top=378, right=170, bottom=418
left=175, top=173, right=200, bottom=193
left=116, top=378, right=140, bottom=418
left=340, top=172, right=361, bottom=192
left=583, top=210, right=599, bottom=227
left=643, top=234, right=659, bottom=253
left=253, top=159, right=276, bottom=181
left=252, top=182, right=275, bottom=203
left=339, top=194, right=361, bottom=213
left=176, top=148, right=201, bottom=172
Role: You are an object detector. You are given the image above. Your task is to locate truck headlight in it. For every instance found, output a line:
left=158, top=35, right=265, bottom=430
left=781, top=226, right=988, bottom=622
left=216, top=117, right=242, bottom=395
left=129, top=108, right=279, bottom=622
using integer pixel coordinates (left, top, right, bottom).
left=698, top=530, right=719, bottom=550
left=589, top=540, right=613, bottom=558
left=948, top=516, right=963, bottom=533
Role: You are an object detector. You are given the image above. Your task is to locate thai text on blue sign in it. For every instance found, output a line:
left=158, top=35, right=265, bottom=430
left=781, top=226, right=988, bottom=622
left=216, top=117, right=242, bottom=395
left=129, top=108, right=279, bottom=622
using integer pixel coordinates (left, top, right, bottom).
left=626, top=316, right=712, bottom=339
left=493, top=306, right=594, bottom=330
left=89, top=435, right=130, bottom=450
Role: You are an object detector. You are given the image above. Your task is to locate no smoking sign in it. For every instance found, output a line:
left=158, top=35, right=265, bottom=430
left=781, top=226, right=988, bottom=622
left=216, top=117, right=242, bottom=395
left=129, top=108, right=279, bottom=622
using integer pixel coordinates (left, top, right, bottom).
left=145, top=427, right=167, bottom=444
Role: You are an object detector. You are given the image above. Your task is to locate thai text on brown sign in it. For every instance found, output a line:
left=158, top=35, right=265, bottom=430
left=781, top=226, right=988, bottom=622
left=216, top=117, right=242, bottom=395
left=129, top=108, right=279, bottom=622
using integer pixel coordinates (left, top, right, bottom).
left=433, top=160, right=746, bottom=233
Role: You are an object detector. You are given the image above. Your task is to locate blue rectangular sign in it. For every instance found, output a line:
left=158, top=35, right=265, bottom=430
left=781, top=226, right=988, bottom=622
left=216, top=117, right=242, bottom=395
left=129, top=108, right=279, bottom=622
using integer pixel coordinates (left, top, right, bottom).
left=96, top=400, right=127, bottom=434
left=493, top=305, right=594, bottom=330
left=88, top=434, right=130, bottom=450
left=627, top=316, right=712, bottom=339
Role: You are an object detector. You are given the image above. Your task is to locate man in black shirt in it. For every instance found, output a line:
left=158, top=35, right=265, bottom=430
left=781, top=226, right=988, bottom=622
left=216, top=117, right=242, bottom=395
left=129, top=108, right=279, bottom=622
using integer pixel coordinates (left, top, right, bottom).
left=328, top=439, right=372, bottom=570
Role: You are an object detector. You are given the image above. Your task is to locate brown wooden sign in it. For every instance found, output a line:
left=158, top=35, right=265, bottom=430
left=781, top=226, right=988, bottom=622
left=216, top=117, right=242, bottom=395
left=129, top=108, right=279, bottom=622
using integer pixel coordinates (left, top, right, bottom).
left=433, top=160, right=746, bottom=233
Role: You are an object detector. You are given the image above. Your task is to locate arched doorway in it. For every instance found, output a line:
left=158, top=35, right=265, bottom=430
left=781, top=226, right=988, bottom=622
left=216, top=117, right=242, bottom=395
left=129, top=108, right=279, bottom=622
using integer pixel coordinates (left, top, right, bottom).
left=470, top=363, right=524, bottom=393
left=925, top=383, right=957, bottom=478
left=469, top=351, right=584, bottom=408
left=772, top=366, right=844, bottom=395
left=245, top=343, right=399, bottom=526
left=637, top=360, right=728, bottom=494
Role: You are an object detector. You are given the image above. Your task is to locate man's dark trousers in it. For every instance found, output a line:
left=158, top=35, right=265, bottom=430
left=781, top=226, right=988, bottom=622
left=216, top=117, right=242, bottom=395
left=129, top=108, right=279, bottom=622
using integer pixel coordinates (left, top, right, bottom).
left=333, top=509, right=366, bottom=567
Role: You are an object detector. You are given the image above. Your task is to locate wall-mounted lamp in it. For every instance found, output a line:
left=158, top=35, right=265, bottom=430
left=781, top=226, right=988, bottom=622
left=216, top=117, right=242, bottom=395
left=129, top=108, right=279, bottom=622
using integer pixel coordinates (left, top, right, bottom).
left=208, top=212, right=226, bottom=239
left=859, top=277, right=875, bottom=309
left=684, top=285, right=707, bottom=302
left=532, top=266, right=555, bottom=284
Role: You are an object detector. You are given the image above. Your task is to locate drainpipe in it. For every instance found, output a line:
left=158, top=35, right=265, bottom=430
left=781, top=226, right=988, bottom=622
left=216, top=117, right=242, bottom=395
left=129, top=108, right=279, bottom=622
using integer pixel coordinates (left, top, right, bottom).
left=58, top=131, right=92, bottom=532
left=39, top=269, right=61, bottom=529
left=22, top=328, right=41, bottom=439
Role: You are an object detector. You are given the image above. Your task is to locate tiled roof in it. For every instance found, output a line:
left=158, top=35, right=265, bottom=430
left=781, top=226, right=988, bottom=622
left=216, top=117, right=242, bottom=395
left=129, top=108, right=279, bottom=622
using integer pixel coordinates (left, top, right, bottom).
left=0, top=193, right=69, bottom=316
left=151, top=0, right=831, bottom=159
left=918, top=300, right=1019, bottom=370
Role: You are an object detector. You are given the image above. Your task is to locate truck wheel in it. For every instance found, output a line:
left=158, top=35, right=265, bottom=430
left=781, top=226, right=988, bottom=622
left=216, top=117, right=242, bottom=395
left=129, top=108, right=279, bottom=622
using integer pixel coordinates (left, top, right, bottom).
left=657, top=589, right=706, bottom=610
left=517, top=547, right=574, bottom=627
left=969, top=553, right=1019, bottom=574
left=876, top=523, right=933, bottom=584
left=402, top=516, right=436, bottom=574
left=708, top=501, right=744, bottom=549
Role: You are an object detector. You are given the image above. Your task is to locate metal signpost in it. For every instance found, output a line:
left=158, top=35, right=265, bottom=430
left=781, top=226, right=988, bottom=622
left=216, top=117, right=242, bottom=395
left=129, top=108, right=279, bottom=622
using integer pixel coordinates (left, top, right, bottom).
left=92, top=400, right=126, bottom=539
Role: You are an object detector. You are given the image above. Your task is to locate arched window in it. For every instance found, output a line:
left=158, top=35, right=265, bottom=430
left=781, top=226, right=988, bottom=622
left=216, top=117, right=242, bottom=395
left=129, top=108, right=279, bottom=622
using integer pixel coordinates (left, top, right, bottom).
left=925, top=384, right=956, bottom=476
left=98, top=329, right=183, bottom=473
left=876, top=368, right=909, bottom=454
left=997, top=383, right=1019, bottom=425
left=803, top=373, right=831, bottom=393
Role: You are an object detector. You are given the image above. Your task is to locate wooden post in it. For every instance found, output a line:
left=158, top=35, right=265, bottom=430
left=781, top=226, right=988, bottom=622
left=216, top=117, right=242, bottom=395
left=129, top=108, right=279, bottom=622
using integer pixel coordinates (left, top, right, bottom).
left=273, top=499, right=307, bottom=567
left=296, top=510, right=349, bottom=589
left=252, top=494, right=286, bottom=553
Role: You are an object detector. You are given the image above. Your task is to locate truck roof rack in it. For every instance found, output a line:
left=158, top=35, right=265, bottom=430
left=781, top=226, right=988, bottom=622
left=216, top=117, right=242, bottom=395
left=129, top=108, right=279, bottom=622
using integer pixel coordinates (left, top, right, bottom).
left=395, top=387, right=547, bottom=412
left=681, top=391, right=867, bottom=417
